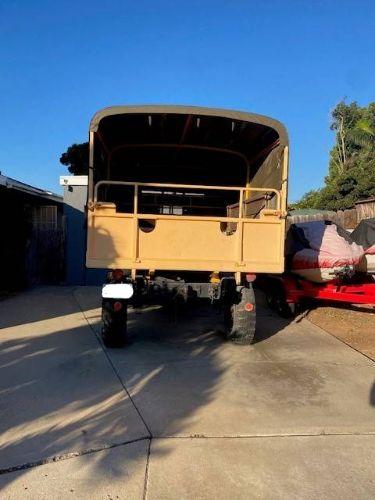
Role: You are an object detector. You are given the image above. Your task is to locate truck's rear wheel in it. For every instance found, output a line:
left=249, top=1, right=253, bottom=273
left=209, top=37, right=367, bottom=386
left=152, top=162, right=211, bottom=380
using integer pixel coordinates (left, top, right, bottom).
left=101, top=299, right=128, bottom=347
left=225, top=285, right=256, bottom=344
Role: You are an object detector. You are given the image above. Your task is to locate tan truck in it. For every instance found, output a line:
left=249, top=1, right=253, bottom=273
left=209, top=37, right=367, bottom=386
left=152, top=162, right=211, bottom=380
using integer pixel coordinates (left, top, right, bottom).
left=86, top=105, right=289, bottom=346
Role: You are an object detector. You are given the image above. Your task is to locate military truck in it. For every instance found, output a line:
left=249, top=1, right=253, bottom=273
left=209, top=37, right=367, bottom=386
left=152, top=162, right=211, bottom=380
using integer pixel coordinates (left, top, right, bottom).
left=86, top=105, right=288, bottom=346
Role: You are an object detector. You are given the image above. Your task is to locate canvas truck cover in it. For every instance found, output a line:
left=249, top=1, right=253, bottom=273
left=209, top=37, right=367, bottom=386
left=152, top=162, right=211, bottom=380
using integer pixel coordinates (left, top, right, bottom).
left=88, top=105, right=288, bottom=199
left=90, top=105, right=288, bottom=145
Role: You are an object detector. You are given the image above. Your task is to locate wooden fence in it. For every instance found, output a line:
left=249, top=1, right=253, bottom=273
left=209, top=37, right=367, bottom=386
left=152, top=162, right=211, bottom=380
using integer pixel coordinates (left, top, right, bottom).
left=290, top=198, right=375, bottom=229
left=355, top=199, right=375, bottom=220
left=288, top=209, right=358, bottom=229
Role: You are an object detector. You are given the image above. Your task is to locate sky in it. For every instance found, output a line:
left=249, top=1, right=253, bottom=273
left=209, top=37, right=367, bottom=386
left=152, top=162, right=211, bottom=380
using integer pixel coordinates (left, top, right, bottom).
left=0, top=0, right=374, bottom=202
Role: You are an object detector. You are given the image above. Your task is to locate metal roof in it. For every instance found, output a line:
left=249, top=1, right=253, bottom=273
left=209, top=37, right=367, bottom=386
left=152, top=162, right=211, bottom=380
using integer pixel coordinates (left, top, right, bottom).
left=0, top=174, right=62, bottom=203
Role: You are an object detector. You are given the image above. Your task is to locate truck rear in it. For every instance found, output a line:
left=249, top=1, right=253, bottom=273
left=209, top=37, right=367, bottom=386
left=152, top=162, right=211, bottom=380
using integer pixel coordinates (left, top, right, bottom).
left=86, top=105, right=289, bottom=346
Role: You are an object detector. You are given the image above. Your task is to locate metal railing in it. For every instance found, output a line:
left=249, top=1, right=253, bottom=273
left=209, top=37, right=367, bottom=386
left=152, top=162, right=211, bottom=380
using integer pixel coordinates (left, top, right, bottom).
left=92, top=181, right=282, bottom=267
left=94, top=180, right=281, bottom=214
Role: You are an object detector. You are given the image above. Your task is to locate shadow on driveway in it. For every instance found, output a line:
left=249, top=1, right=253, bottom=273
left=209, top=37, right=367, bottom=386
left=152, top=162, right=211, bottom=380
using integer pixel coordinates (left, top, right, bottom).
left=2, top=285, right=373, bottom=494
left=1, top=286, right=289, bottom=488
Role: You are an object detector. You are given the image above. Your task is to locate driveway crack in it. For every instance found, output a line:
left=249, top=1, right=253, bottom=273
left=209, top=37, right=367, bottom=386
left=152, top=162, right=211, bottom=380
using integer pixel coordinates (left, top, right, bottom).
left=73, top=291, right=153, bottom=439
left=0, top=437, right=150, bottom=476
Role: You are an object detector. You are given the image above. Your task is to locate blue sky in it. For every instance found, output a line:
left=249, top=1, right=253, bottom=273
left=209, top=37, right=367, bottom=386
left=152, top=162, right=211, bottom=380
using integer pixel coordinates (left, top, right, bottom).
left=0, top=0, right=374, bottom=201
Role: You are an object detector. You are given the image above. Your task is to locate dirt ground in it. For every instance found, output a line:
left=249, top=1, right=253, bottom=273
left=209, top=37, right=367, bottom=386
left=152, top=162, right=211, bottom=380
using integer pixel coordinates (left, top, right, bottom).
left=307, top=304, right=375, bottom=361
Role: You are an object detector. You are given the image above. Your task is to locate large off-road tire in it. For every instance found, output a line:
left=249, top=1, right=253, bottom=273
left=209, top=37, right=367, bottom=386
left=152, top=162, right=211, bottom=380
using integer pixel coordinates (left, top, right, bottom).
left=101, top=299, right=128, bottom=348
left=225, top=285, right=256, bottom=345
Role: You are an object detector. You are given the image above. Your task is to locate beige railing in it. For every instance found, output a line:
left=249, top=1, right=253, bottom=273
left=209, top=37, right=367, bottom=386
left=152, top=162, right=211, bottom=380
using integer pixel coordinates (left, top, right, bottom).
left=94, top=180, right=281, bottom=212
left=88, top=181, right=284, bottom=273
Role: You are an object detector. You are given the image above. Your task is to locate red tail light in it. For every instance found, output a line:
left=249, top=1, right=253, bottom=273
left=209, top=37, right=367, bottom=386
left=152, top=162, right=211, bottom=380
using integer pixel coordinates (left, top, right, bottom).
left=112, top=269, right=124, bottom=281
left=246, top=273, right=256, bottom=283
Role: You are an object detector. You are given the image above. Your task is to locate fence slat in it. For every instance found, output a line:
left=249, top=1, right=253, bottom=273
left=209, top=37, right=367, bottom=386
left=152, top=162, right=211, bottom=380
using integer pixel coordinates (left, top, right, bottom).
left=288, top=208, right=359, bottom=229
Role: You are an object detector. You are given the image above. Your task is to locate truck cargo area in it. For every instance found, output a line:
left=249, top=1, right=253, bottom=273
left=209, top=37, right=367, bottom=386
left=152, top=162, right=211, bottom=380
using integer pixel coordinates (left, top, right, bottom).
left=86, top=106, right=288, bottom=274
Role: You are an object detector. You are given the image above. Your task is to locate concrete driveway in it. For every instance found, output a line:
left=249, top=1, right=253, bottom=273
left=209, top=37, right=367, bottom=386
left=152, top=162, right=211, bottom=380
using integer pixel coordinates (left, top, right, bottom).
left=0, top=287, right=374, bottom=499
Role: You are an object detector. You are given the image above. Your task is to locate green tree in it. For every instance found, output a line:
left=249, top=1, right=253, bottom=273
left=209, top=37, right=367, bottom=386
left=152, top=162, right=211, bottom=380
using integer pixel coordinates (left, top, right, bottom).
left=294, top=100, right=375, bottom=210
left=60, top=142, right=89, bottom=175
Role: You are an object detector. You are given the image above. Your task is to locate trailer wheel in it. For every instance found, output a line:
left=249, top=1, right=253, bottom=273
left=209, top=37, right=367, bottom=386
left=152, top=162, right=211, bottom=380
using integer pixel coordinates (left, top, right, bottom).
left=101, top=299, right=128, bottom=348
left=265, top=281, right=295, bottom=318
left=225, top=285, right=256, bottom=345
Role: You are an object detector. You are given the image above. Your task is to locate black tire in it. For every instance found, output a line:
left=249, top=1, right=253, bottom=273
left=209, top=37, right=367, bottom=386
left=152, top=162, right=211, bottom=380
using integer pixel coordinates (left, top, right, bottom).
left=101, top=299, right=128, bottom=348
left=225, top=285, right=256, bottom=345
left=265, top=281, right=295, bottom=319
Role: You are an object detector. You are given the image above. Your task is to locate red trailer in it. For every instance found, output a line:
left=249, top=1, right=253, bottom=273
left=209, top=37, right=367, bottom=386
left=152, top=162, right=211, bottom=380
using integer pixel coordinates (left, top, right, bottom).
left=263, top=274, right=375, bottom=317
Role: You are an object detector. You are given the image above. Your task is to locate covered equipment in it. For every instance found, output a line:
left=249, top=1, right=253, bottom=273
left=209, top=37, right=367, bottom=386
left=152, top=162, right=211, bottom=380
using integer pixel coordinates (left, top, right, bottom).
left=351, top=218, right=375, bottom=274
left=286, top=221, right=364, bottom=283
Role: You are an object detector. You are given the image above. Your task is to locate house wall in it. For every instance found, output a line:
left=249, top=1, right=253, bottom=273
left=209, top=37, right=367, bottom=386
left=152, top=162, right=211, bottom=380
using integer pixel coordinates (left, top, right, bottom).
left=62, top=181, right=106, bottom=285
left=0, top=186, right=64, bottom=291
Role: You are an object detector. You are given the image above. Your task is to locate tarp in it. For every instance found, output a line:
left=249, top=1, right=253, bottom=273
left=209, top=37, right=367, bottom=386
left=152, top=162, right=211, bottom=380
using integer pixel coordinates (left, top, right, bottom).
left=351, top=218, right=375, bottom=254
left=286, top=221, right=364, bottom=282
